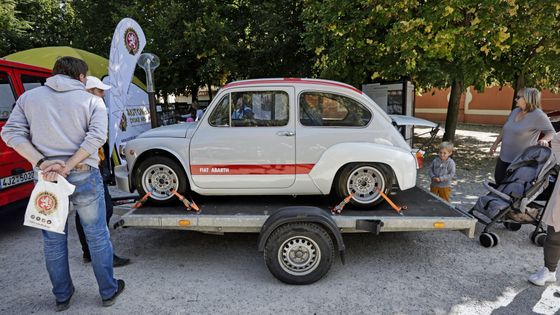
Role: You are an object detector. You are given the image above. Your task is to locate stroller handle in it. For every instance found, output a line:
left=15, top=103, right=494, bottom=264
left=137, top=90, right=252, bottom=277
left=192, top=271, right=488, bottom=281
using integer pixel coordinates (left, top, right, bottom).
left=483, top=181, right=512, bottom=203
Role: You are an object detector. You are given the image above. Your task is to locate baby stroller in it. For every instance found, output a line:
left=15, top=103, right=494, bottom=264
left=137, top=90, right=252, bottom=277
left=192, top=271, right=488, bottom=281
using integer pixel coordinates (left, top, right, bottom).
left=470, top=145, right=559, bottom=247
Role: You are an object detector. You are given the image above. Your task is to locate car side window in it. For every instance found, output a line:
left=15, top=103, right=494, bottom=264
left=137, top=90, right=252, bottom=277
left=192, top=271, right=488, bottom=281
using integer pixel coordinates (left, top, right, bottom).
left=21, top=74, right=46, bottom=91
left=0, top=71, right=16, bottom=121
left=231, top=91, right=289, bottom=127
left=299, top=92, right=372, bottom=127
left=208, top=95, right=231, bottom=127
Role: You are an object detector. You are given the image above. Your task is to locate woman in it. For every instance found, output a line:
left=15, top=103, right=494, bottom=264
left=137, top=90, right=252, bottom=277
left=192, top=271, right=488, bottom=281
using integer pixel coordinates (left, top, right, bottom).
left=528, top=132, right=560, bottom=286
left=489, top=88, right=555, bottom=185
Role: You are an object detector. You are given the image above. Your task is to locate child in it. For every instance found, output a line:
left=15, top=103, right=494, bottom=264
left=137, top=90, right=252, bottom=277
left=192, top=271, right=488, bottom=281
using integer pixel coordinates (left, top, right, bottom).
left=429, top=142, right=456, bottom=202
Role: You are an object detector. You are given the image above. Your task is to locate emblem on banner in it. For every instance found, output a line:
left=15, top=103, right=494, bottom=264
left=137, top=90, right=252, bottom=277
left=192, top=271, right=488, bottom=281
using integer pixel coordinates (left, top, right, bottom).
left=124, top=27, right=140, bottom=55
left=35, top=191, right=58, bottom=215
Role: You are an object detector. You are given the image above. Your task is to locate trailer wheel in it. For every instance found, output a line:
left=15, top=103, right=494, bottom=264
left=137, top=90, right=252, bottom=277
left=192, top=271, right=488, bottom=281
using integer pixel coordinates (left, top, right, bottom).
left=134, top=156, right=188, bottom=205
left=335, top=163, right=393, bottom=209
left=264, top=223, right=334, bottom=285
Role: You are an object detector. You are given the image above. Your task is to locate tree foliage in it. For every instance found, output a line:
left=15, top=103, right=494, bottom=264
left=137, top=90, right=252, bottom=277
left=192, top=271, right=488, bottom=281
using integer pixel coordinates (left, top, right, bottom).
left=1, top=0, right=559, bottom=132
left=0, top=0, right=76, bottom=56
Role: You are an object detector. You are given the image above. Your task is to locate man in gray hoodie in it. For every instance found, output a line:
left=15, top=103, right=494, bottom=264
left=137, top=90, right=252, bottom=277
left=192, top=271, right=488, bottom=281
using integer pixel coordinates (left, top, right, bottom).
left=1, top=57, right=124, bottom=311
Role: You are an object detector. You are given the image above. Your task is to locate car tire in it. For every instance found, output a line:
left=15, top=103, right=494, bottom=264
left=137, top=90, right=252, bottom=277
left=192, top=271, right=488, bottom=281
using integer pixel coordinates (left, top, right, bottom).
left=134, top=156, right=189, bottom=206
left=264, top=223, right=334, bottom=285
left=335, top=163, right=393, bottom=209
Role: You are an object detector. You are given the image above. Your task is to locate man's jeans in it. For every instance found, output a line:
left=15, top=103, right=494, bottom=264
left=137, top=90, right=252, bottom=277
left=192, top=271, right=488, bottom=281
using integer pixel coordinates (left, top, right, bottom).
left=41, top=168, right=117, bottom=301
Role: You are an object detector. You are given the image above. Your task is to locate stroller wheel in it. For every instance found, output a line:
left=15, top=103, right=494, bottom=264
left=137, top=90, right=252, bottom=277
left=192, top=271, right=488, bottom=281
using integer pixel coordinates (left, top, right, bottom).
left=480, top=233, right=496, bottom=248
left=489, top=232, right=500, bottom=246
left=531, top=231, right=547, bottom=247
left=503, top=222, right=522, bottom=231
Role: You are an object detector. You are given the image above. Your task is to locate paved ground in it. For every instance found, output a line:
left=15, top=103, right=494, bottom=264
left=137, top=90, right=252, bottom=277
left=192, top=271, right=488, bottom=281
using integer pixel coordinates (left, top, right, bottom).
left=1, top=124, right=559, bottom=314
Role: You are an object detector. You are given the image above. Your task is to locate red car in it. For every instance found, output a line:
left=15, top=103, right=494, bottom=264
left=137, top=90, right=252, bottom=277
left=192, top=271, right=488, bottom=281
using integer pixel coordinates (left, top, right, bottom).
left=0, top=60, right=51, bottom=209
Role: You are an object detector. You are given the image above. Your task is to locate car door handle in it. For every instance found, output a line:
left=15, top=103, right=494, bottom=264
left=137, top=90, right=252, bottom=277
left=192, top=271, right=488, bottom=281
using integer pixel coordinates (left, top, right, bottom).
left=276, top=131, right=295, bottom=137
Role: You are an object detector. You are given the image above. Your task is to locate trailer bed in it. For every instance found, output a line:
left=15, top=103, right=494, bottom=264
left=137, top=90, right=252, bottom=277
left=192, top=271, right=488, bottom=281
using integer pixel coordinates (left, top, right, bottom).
left=114, top=187, right=477, bottom=237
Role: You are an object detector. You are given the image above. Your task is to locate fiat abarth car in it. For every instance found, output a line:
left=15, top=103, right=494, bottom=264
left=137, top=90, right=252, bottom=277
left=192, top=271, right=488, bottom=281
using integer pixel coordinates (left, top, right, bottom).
left=115, top=78, right=434, bottom=209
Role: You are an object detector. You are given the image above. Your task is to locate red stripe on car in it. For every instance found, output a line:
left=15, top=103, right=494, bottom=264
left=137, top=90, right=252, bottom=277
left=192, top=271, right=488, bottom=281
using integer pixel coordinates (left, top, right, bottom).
left=190, top=164, right=315, bottom=175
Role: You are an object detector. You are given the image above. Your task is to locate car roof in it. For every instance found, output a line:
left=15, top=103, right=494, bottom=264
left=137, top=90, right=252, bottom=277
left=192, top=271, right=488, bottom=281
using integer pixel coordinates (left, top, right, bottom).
left=223, top=78, right=363, bottom=95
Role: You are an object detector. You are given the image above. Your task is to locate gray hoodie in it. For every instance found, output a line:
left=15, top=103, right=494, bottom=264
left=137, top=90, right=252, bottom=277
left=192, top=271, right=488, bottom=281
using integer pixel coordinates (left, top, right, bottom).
left=1, top=74, right=107, bottom=168
left=428, top=157, right=456, bottom=188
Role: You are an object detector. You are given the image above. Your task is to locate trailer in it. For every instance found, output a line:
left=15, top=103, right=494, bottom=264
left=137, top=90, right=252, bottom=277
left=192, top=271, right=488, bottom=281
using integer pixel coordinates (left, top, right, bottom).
left=113, top=186, right=476, bottom=285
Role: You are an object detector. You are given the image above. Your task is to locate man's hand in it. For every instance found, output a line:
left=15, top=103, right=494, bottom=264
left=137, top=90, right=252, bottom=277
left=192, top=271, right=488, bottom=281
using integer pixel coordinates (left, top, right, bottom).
left=40, top=160, right=65, bottom=171
left=538, top=139, right=550, bottom=147
left=41, top=171, right=60, bottom=182
left=41, top=160, right=70, bottom=178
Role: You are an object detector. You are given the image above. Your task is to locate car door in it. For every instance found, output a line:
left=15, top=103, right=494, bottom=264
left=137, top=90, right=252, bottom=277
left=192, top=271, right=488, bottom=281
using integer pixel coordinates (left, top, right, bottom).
left=189, top=87, right=296, bottom=189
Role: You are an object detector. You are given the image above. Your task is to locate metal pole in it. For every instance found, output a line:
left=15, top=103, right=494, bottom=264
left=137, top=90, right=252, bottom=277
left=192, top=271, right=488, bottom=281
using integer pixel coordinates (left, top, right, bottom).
left=148, top=91, right=157, bottom=128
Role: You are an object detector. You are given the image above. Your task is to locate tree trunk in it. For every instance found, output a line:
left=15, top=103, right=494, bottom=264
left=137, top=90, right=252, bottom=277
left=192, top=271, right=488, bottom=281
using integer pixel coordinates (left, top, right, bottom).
left=511, top=72, right=525, bottom=110
left=207, top=83, right=213, bottom=101
left=191, top=85, right=199, bottom=103
left=443, top=79, right=463, bottom=142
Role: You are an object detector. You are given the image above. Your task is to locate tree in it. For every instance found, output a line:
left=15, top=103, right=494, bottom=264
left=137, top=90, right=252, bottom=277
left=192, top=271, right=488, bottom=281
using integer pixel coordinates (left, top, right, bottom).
left=301, top=0, right=409, bottom=87
left=479, top=0, right=560, bottom=108
left=0, top=0, right=31, bottom=56
left=0, top=0, right=75, bottom=56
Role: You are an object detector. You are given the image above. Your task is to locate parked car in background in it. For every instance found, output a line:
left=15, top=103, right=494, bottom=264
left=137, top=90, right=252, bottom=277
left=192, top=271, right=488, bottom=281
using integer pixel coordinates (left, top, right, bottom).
left=116, top=78, right=435, bottom=209
left=0, top=60, right=51, bottom=208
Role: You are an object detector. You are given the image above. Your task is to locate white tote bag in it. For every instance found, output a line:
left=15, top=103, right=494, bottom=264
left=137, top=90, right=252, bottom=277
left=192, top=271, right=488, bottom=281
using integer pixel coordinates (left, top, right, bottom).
left=24, top=172, right=75, bottom=234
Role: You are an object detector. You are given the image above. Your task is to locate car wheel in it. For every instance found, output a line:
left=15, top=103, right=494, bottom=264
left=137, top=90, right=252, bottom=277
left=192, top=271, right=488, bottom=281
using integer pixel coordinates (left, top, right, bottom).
left=134, top=156, right=188, bottom=205
left=264, top=223, right=334, bottom=285
left=335, top=163, right=393, bottom=209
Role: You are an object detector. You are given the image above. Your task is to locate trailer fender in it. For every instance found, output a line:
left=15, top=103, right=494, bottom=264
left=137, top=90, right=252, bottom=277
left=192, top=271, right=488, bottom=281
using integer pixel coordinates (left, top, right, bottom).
left=257, top=206, right=345, bottom=264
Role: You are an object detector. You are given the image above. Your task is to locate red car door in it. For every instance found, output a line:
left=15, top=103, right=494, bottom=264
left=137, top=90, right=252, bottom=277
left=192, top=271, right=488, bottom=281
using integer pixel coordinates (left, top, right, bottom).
left=0, top=61, right=50, bottom=208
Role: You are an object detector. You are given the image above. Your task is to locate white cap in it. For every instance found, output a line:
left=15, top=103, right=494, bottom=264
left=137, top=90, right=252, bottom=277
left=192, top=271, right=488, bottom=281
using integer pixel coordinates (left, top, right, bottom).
left=85, top=76, right=111, bottom=90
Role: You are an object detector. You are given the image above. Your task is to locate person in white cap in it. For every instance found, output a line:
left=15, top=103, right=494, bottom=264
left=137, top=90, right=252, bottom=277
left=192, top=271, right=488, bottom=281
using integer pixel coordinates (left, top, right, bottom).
left=85, top=75, right=112, bottom=97
left=76, top=76, right=131, bottom=268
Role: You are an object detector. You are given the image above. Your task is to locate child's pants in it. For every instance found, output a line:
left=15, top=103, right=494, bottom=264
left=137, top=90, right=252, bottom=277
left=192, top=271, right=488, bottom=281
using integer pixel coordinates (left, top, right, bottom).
left=430, top=186, right=451, bottom=202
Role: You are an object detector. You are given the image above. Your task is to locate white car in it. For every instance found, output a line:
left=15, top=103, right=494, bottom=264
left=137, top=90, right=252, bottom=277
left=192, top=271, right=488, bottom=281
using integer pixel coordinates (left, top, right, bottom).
left=115, top=78, right=436, bottom=208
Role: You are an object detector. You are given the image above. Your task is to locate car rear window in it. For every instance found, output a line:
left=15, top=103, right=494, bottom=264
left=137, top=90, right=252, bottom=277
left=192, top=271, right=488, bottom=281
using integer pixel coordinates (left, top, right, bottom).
left=299, top=92, right=371, bottom=127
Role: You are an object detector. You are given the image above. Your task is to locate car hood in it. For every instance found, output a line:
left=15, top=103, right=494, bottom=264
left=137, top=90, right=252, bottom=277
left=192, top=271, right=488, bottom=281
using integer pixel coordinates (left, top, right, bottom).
left=389, top=115, right=439, bottom=128
left=136, top=122, right=197, bottom=139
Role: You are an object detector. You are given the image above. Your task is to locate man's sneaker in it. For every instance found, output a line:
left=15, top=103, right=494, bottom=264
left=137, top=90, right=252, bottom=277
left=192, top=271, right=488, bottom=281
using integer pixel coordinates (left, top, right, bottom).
left=528, top=267, right=557, bottom=286
left=113, top=254, right=131, bottom=268
left=102, top=279, right=125, bottom=307
left=55, top=286, right=75, bottom=312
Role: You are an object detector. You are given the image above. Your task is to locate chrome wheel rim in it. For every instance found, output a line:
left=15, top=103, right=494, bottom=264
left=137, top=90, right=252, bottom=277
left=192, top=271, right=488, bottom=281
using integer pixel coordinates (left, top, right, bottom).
left=141, top=164, right=179, bottom=200
left=346, top=166, right=385, bottom=204
left=278, top=236, right=321, bottom=276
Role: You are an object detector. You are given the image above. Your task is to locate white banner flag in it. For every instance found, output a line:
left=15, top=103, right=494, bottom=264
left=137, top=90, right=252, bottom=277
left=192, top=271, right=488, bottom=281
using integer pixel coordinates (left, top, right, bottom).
left=108, top=18, right=147, bottom=157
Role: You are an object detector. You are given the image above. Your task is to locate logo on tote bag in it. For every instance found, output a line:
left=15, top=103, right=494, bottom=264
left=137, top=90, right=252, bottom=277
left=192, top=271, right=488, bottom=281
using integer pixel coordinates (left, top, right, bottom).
left=34, top=191, right=58, bottom=215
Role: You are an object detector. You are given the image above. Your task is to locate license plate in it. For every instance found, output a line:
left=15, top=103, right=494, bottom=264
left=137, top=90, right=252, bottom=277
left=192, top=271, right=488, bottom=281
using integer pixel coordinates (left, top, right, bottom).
left=0, top=171, right=34, bottom=190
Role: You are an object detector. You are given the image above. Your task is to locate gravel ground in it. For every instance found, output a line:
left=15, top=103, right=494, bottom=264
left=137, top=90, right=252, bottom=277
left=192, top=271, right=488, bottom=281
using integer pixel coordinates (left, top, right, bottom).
left=1, top=123, right=560, bottom=315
